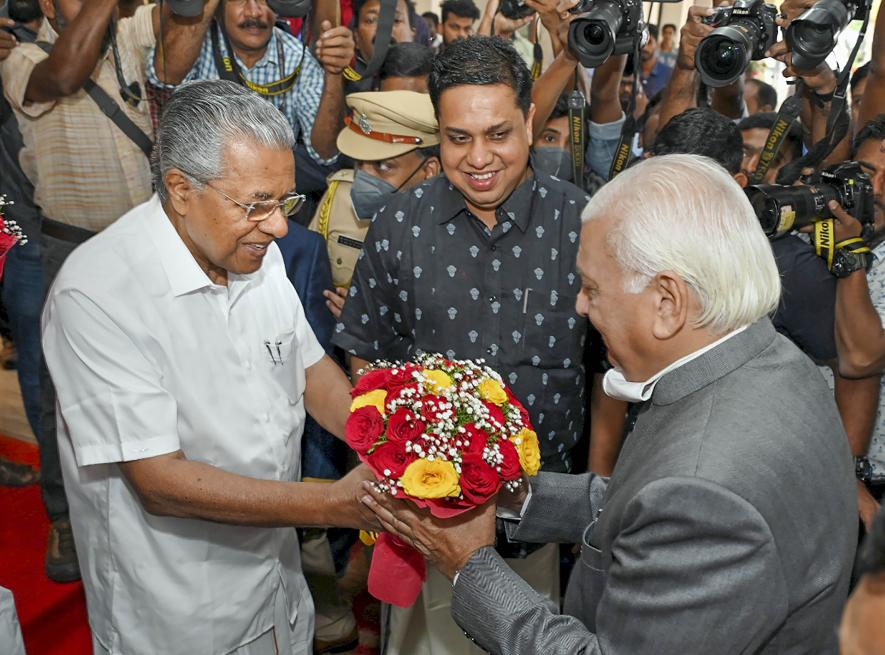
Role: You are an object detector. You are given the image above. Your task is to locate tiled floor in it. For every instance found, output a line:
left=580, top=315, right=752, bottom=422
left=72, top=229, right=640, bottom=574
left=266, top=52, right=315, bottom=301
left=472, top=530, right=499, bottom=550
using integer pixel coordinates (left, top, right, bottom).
left=0, top=367, right=35, bottom=444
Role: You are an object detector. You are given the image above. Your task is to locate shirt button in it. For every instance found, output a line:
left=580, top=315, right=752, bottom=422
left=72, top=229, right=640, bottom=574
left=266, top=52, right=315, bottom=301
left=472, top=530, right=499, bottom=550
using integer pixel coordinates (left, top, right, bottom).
left=488, top=296, right=497, bottom=303
left=486, top=347, right=493, bottom=355
left=245, top=361, right=253, bottom=371
left=490, top=245, right=497, bottom=251
left=265, top=412, right=271, bottom=423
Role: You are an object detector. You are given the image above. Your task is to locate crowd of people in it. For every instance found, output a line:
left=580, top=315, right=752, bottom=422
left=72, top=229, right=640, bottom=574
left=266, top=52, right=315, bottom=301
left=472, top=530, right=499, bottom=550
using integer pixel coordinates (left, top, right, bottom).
left=0, top=0, right=884, bottom=653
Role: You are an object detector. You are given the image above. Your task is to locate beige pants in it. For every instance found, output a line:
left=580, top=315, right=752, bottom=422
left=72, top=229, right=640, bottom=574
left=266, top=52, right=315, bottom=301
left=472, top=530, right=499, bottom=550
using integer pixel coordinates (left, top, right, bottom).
left=300, top=531, right=358, bottom=643
left=384, top=543, right=560, bottom=655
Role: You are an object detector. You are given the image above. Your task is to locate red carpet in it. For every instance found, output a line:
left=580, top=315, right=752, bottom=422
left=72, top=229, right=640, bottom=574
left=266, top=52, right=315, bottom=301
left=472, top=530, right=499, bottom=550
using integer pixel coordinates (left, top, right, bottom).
left=0, top=435, right=91, bottom=655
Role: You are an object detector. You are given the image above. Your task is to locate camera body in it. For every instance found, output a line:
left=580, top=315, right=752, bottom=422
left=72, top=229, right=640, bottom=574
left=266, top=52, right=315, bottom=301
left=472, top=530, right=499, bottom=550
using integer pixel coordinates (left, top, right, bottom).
left=566, top=0, right=646, bottom=69
left=786, top=0, right=868, bottom=69
left=695, top=0, right=777, bottom=87
left=499, top=0, right=536, bottom=20
left=745, top=161, right=875, bottom=238
left=167, top=0, right=312, bottom=18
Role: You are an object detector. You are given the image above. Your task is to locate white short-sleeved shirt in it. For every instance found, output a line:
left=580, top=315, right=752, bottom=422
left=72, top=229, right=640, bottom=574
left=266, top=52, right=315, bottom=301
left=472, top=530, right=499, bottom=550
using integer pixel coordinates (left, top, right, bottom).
left=42, top=195, right=325, bottom=654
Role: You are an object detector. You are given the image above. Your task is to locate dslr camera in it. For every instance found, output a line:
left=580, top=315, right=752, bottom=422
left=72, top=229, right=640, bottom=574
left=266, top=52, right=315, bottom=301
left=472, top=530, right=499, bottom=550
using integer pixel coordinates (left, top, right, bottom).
left=786, top=0, right=870, bottom=69
left=745, top=161, right=874, bottom=238
left=567, top=0, right=646, bottom=69
left=695, top=0, right=778, bottom=87
left=499, top=0, right=536, bottom=20
left=167, top=0, right=311, bottom=18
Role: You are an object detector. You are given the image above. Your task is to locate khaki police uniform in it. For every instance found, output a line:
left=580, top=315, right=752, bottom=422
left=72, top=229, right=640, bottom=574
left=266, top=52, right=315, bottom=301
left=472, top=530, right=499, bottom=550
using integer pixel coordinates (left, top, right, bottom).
left=308, top=90, right=439, bottom=288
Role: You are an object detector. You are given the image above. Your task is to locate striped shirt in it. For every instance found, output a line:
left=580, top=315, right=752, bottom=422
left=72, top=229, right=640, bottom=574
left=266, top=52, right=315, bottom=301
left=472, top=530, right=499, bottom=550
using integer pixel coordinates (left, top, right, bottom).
left=0, top=7, right=155, bottom=231
left=147, top=22, right=331, bottom=165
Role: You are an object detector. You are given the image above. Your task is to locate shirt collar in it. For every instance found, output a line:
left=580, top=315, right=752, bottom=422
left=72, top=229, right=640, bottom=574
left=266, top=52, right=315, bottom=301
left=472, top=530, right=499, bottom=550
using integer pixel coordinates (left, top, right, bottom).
left=437, top=170, right=536, bottom=233
left=603, top=325, right=749, bottom=403
left=144, top=195, right=217, bottom=297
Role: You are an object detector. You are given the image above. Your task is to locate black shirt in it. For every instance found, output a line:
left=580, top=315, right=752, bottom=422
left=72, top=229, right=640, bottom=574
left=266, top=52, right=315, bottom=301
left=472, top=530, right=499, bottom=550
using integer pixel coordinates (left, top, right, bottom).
left=770, top=235, right=837, bottom=363
left=333, top=172, right=592, bottom=472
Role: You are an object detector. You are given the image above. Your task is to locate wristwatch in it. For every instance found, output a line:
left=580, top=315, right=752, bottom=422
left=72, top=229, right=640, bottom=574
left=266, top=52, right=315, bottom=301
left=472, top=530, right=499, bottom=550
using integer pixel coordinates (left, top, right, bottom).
left=831, top=248, right=871, bottom=278
left=855, top=456, right=873, bottom=483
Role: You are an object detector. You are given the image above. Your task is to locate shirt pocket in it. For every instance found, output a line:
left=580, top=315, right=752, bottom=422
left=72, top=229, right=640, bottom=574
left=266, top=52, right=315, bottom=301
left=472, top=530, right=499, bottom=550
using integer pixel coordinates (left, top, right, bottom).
left=519, top=304, right=584, bottom=369
left=265, top=331, right=306, bottom=405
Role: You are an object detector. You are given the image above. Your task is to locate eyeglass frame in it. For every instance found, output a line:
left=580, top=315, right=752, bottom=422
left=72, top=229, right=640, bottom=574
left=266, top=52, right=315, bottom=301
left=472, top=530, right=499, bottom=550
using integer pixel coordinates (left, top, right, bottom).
left=183, top=173, right=306, bottom=222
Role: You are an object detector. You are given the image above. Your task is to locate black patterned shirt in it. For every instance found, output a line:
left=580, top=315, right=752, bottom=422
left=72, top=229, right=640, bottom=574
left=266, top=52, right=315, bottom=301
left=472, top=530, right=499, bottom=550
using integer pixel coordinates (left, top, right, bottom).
left=333, top=172, right=591, bottom=472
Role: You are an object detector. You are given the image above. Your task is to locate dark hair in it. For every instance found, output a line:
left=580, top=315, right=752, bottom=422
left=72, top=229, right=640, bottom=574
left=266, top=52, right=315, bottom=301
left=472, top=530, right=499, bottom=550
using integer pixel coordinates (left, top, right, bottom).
left=429, top=36, right=532, bottom=116
left=737, top=112, right=802, bottom=161
left=651, top=107, right=743, bottom=175
left=857, top=507, right=885, bottom=578
left=422, top=11, right=440, bottom=26
left=8, top=0, right=42, bottom=22
left=855, top=113, right=885, bottom=152
left=745, top=78, right=778, bottom=111
left=440, top=0, right=480, bottom=23
left=647, top=23, right=659, bottom=40
left=662, top=23, right=677, bottom=32
left=851, top=62, right=870, bottom=91
left=549, top=92, right=571, bottom=120
left=380, top=42, right=435, bottom=79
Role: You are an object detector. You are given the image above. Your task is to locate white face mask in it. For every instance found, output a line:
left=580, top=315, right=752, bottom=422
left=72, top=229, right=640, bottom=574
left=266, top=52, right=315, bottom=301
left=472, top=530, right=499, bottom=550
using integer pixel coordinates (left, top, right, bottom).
left=602, top=368, right=657, bottom=403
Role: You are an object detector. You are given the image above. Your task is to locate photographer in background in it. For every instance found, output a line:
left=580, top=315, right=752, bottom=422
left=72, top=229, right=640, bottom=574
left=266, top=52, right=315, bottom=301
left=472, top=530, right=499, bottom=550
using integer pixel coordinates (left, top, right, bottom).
left=149, top=0, right=355, bottom=191
left=0, top=0, right=174, bottom=583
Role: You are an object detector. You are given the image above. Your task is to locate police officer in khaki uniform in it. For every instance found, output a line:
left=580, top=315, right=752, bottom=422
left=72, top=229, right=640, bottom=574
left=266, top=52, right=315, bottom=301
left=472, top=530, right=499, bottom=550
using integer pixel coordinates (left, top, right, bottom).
left=310, top=90, right=440, bottom=313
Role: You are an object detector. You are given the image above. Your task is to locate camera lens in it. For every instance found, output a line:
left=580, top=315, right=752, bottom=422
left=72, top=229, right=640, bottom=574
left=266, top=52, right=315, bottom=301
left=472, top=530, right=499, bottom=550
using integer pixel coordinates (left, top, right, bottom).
left=697, top=33, right=751, bottom=87
left=786, top=0, right=854, bottom=69
left=745, top=184, right=839, bottom=237
left=566, top=0, right=623, bottom=68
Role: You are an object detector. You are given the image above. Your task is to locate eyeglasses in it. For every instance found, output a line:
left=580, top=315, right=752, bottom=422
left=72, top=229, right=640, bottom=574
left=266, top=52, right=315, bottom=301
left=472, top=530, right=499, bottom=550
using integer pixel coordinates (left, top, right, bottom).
left=204, top=182, right=306, bottom=222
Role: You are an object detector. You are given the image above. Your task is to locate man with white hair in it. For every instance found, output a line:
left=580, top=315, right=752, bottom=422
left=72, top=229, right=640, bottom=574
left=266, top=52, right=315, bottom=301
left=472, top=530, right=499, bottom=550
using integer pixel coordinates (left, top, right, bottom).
left=362, top=154, right=858, bottom=654
left=42, top=80, right=377, bottom=655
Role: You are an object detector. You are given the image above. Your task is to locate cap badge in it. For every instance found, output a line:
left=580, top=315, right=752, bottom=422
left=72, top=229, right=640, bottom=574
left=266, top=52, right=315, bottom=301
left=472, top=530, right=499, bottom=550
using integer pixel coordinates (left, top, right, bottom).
left=357, top=113, right=373, bottom=134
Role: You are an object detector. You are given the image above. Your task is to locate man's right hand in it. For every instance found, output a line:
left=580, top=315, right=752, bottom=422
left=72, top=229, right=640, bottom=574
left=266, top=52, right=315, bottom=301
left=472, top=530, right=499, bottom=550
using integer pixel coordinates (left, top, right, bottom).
left=0, top=19, right=19, bottom=62
left=828, top=200, right=865, bottom=243
left=676, top=6, right=715, bottom=71
left=324, top=287, right=347, bottom=320
left=328, top=464, right=383, bottom=531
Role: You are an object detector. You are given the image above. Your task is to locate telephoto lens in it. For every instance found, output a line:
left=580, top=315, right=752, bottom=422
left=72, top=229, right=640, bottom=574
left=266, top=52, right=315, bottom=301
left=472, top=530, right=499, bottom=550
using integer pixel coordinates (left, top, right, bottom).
left=695, top=0, right=778, bottom=87
left=745, top=162, right=874, bottom=237
left=566, top=0, right=643, bottom=68
left=786, top=0, right=863, bottom=70
left=499, top=0, right=536, bottom=20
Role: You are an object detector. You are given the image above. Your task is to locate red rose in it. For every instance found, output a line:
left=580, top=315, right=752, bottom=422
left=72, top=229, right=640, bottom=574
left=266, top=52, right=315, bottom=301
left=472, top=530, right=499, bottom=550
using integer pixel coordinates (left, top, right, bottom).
left=460, top=452, right=501, bottom=504
left=419, top=395, right=447, bottom=423
left=387, top=408, right=427, bottom=443
left=345, top=406, right=385, bottom=455
left=387, top=383, right=420, bottom=407
left=351, top=368, right=393, bottom=398
left=367, top=440, right=416, bottom=479
left=388, top=367, right=421, bottom=392
left=462, top=424, right=489, bottom=456
left=483, top=401, right=506, bottom=428
left=498, top=438, right=522, bottom=480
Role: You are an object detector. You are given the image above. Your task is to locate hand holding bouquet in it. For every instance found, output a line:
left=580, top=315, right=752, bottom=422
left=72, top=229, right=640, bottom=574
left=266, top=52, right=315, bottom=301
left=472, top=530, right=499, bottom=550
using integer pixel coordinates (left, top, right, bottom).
left=345, top=353, right=541, bottom=606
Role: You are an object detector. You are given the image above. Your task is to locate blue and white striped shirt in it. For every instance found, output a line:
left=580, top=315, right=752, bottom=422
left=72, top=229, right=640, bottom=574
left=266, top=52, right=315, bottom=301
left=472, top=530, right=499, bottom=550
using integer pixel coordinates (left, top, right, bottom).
left=148, top=24, right=333, bottom=165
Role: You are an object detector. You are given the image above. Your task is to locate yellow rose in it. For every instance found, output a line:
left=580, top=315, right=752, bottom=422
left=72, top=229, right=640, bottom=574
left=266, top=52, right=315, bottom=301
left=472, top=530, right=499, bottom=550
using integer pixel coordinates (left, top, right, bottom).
left=359, top=530, right=377, bottom=546
left=478, top=378, right=508, bottom=406
left=422, top=369, right=453, bottom=395
left=512, top=429, right=541, bottom=476
left=401, top=459, right=461, bottom=499
left=350, top=389, right=388, bottom=416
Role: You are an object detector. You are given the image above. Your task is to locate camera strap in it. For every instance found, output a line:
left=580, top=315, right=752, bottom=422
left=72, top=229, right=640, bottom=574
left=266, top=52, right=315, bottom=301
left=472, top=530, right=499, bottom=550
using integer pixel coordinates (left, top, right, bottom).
left=776, top=4, right=871, bottom=185
left=749, top=92, right=801, bottom=184
left=530, top=18, right=543, bottom=80
left=609, top=37, right=643, bottom=179
left=814, top=219, right=836, bottom=270
left=568, top=89, right=587, bottom=190
left=34, top=42, right=153, bottom=160
left=210, top=21, right=304, bottom=96
left=343, top=0, right=397, bottom=82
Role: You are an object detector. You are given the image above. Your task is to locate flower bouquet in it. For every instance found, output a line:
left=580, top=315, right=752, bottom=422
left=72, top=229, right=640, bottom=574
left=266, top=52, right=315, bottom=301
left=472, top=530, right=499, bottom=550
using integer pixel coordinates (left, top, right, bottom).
left=0, top=195, right=28, bottom=282
left=345, top=353, right=541, bottom=607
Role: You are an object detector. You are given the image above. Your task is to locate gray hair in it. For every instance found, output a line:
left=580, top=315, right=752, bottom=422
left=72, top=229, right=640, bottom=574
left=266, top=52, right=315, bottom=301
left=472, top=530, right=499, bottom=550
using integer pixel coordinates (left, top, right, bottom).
left=582, top=154, right=781, bottom=335
left=151, top=80, right=295, bottom=202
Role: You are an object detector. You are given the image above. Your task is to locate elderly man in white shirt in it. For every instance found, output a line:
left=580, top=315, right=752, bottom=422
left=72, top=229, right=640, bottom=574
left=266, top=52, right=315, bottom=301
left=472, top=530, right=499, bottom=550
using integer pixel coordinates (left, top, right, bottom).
left=41, top=80, right=377, bottom=655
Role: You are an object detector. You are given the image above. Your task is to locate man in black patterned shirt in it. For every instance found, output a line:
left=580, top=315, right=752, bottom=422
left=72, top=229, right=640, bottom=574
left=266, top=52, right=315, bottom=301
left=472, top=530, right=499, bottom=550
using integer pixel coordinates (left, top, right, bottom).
left=333, top=35, right=610, bottom=655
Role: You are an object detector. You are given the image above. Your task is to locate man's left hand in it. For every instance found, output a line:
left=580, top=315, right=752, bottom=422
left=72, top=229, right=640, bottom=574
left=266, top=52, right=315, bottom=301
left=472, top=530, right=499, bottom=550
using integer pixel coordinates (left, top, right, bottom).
left=360, top=481, right=497, bottom=579
left=315, top=21, right=355, bottom=76
left=327, top=464, right=384, bottom=530
left=0, top=19, right=17, bottom=62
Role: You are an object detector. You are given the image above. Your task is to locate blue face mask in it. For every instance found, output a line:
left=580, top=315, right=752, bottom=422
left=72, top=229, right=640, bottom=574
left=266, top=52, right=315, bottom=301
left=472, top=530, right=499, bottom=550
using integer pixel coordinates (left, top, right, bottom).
left=533, top=147, right=573, bottom=182
left=351, top=170, right=399, bottom=220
